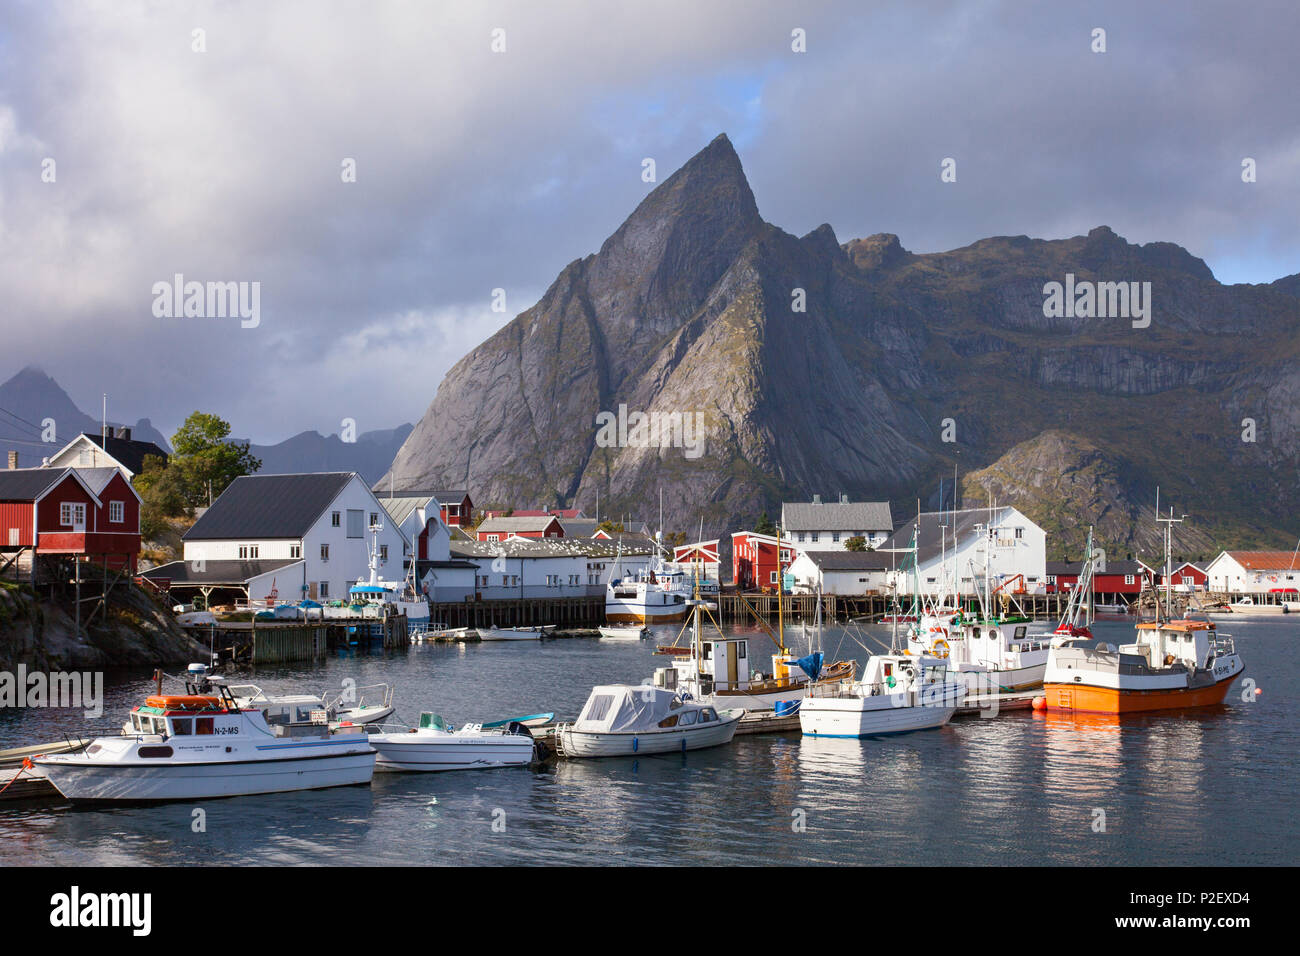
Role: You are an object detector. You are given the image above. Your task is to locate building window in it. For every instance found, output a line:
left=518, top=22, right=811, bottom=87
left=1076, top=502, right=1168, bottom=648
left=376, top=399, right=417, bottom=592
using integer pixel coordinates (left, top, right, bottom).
left=369, top=512, right=380, bottom=528
left=331, top=511, right=340, bottom=527
left=321, top=544, right=330, bottom=562
left=108, top=501, right=124, bottom=523
left=770, top=571, right=778, bottom=584
left=238, top=545, right=259, bottom=559
left=832, top=532, right=840, bottom=543
left=60, top=502, right=86, bottom=527
left=797, top=532, right=806, bottom=542
left=290, top=544, right=301, bottom=559
left=502, top=575, right=509, bottom=587
left=1125, top=575, right=1135, bottom=585
left=810, top=532, right=819, bottom=543
left=319, top=581, right=329, bottom=598
left=379, top=545, right=388, bottom=562
left=487, top=534, right=499, bottom=543
left=512, top=576, right=518, bottom=586
left=1014, top=527, right=1023, bottom=539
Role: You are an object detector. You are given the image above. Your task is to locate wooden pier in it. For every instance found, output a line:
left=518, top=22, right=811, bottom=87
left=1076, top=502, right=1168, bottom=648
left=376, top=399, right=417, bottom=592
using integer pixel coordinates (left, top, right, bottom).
left=428, top=596, right=605, bottom=629
left=717, top=590, right=1079, bottom=624
left=185, top=613, right=409, bottom=665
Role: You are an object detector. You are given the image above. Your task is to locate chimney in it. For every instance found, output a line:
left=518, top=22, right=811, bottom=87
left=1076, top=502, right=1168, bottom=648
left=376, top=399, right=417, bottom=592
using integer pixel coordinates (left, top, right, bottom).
left=840, top=494, right=849, bottom=504
left=812, top=494, right=822, bottom=505
left=7, top=451, right=17, bottom=470
left=116, top=426, right=131, bottom=441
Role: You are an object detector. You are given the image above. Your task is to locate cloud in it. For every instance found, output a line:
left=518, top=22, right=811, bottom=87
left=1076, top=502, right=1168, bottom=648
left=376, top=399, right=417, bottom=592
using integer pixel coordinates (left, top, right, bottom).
left=0, top=0, right=1296, bottom=440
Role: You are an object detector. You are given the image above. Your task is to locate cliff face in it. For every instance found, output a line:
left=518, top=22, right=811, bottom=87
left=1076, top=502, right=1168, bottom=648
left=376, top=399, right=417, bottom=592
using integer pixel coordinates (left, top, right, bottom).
left=382, top=134, right=1300, bottom=557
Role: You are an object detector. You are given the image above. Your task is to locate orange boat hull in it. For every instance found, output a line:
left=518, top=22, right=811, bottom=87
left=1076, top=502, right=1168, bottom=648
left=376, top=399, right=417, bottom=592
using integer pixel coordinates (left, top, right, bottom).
left=1043, top=677, right=1237, bottom=714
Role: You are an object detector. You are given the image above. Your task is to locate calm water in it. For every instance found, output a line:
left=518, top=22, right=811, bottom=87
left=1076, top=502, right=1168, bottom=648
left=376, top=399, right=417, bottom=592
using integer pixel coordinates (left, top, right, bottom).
left=0, top=618, right=1294, bottom=866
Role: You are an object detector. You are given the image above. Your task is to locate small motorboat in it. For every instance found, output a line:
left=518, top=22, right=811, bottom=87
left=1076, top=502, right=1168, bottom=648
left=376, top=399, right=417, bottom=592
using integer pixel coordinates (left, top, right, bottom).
left=38, top=676, right=374, bottom=802
left=481, top=712, right=554, bottom=729
left=367, top=713, right=536, bottom=772
left=799, top=654, right=964, bottom=738
left=476, top=625, right=554, bottom=641
left=555, top=685, right=743, bottom=758
left=598, top=625, right=648, bottom=640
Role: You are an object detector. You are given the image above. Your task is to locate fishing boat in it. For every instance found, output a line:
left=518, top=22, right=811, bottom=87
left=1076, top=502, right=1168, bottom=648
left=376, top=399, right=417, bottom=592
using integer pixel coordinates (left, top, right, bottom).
left=555, top=685, right=742, bottom=758
left=597, top=625, right=648, bottom=640
left=476, top=625, right=553, bottom=641
left=799, top=653, right=965, bottom=737
left=605, top=536, right=690, bottom=625
left=37, top=669, right=375, bottom=802
left=1042, top=505, right=1245, bottom=714
left=367, top=713, right=536, bottom=772
left=650, top=574, right=853, bottom=711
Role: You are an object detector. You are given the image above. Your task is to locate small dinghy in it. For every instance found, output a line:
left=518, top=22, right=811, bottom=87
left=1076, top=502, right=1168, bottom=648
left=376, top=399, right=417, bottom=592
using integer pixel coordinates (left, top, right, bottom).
left=367, top=713, right=537, bottom=772
left=598, top=625, right=648, bottom=640
left=476, top=625, right=554, bottom=641
left=555, top=685, right=742, bottom=758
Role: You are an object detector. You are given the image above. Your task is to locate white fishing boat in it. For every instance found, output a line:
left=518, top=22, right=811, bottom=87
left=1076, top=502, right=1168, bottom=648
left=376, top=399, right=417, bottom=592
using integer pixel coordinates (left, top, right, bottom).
left=367, top=713, right=536, bottom=772
left=38, top=674, right=374, bottom=802
left=598, top=625, right=648, bottom=640
left=799, top=654, right=964, bottom=737
left=605, top=535, right=690, bottom=625
left=476, top=625, right=553, bottom=641
left=555, top=685, right=742, bottom=758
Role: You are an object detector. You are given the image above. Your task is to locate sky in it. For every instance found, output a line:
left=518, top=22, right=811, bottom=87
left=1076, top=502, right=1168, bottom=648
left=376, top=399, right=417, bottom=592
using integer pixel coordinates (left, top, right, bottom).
left=1, top=0, right=1297, bottom=443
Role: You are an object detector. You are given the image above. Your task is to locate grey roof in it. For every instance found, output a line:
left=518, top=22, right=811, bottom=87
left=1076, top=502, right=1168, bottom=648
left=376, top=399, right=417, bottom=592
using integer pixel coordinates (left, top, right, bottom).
left=183, top=472, right=355, bottom=541
left=378, top=494, right=433, bottom=527
left=0, top=467, right=69, bottom=500
left=879, top=507, right=1020, bottom=569
left=76, top=467, right=124, bottom=497
left=415, top=558, right=478, bottom=571
left=782, top=500, right=893, bottom=532
left=802, top=551, right=890, bottom=571
left=1046, top=561, right=1081, bottom=575
left=139, top=558, right=302, bottom=586
left=557, top=517, right=601, bottom=537
left=450, top=537, right=654, bottom=560
left=476, top=515, right=563, bottom=534
left=81, top=432, right=169, bottom=475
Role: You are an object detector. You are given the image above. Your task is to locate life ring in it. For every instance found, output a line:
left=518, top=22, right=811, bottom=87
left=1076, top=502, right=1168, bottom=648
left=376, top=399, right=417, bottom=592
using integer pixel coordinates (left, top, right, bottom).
left=932, top=639, right=950, bottom=659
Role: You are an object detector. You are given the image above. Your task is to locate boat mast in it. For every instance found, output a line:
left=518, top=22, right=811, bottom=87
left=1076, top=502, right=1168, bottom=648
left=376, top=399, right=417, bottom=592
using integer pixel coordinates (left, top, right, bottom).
left=776, top=519, right=785, bottom=654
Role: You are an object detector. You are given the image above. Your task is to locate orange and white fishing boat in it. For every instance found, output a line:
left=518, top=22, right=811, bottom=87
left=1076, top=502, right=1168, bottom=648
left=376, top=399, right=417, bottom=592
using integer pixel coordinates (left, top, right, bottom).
left=1042, top=618, right=1243, bottom=714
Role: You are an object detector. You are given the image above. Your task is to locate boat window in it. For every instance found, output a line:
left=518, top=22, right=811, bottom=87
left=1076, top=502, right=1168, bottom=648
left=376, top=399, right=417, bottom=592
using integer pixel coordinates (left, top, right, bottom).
left=138, top=746, right=174, bottom=758
left=171, top=718, right=193, bottom=735
left=152, top=717, right=168, bottom=735
left=1014, top=626, right=1026, bottom=639
left=131, top=714, right=143, bottom=732
left=584, top=695, right=614, bottom=722
left=196, top=717, right=215, bottom=735
left=701, top=708, right=717, bottom=722
left=679, top=711, right=699, bottom=726
left=658, top=714, right=680, bottom=728
left=738, top=643, right=746, bottom=659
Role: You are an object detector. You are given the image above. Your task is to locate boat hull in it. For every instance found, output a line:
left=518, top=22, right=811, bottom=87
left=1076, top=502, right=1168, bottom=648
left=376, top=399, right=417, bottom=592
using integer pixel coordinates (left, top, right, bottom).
left=476, top=628, right=541, bottom=641
left=369, top=734, right=535, bottom=772
left=557, top=712, right=741, bottom=758
left=799, top=684, right=963, bottom=738
left=953, top=663, right=1046, bottom=694
left=37, top=749, right=376, bottom=802
left=598, top=626, right=647, bottom=640
left=604, top=608, right=687, bottom=624
left=1043, top=671, right=1241, bottom=714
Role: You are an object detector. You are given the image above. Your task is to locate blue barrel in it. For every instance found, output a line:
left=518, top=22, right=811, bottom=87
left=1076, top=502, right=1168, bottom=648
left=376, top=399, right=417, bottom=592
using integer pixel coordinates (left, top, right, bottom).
left=774, top=700, right=801, bottom=717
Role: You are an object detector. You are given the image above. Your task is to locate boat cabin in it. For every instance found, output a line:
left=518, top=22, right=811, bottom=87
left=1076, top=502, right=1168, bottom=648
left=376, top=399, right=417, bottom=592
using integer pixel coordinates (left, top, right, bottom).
left=127, top=696, right=235, bottom=738
left=857, top=654, right=951, bottom=697
left=1123, top=620, right=1221, bottom=671
left=950, top=618, right=1049, bottom=663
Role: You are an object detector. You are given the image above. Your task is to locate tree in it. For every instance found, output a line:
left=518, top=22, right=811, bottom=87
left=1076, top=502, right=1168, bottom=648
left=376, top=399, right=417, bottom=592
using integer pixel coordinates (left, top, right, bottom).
left=845, top=535, right=867, bottom=552
left=598, top=520, right=626, bottom=534
left=755, top=512, right=776, bottom=535
left=170, top=411, right=261, bottom=507
left=135, top=454, right=190, bottom=540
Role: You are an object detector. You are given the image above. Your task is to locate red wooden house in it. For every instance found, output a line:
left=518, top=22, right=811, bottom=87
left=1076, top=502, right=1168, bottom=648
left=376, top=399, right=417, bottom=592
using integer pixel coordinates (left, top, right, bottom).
left=0, top=466, right=141, bottom=574
left=730, top=531, right=795, bottom=591
left=1161, top=561, right=1208, bottom=591
left=475, top=515, right=563, bottom=542
left=431, top=490, right=473, bottom=527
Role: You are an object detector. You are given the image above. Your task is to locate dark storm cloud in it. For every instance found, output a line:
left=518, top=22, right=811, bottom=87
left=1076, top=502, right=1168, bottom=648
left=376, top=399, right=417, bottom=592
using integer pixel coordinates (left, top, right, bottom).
left=0, top=1, right=1295, bottom=442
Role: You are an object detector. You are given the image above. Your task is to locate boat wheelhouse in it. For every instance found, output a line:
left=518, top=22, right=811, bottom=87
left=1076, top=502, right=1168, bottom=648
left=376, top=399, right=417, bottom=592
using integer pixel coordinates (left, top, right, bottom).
left=555, top=685, right=742, bottom=758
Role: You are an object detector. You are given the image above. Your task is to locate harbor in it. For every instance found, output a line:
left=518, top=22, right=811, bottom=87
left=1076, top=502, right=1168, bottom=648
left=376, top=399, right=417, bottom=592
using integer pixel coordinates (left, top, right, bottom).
left=0, top=616, right=1292, bottom=866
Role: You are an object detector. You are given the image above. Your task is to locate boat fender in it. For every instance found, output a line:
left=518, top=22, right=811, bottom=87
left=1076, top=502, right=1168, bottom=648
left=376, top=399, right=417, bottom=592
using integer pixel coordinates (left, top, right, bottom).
left=681, top=737, right=687, bottom=753
left=632, top=737, right=638, bottom=752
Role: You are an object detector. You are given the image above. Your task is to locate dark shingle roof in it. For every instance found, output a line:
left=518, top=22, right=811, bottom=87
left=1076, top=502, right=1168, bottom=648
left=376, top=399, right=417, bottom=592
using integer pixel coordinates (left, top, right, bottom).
left=139, top=558, right=302, bottom=585
left=83, top=432, right=169, bottom=475
left=0, top=468, right=69, bottom=501
left=803, top=551, right=890, bottom=571
left=782, top=500, right=893, bottom=532
left=183, top=473, right=354, bottom=540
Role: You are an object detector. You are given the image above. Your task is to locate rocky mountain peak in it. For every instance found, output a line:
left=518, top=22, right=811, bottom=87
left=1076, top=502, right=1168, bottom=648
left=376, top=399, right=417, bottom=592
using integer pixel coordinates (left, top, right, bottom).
left=844, top=233, right=912, bottom=271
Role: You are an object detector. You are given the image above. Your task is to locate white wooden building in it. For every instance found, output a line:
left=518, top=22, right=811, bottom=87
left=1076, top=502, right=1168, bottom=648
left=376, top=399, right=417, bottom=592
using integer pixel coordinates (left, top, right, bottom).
left=172, top=472, right=408, bottom=603
left=781, top=496, right=893, bottom=551
left=879, top=506, right=1047, bottom=598
left=787, top=550, right=891, bottom=595
left=447, top=537, right=654, bottom=600
left=1203, top=550, right=1300, bottom=594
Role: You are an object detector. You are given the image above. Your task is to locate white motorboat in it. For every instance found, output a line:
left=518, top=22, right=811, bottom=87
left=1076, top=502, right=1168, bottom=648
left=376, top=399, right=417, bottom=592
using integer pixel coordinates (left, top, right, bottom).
left=605, top=544, right=690, bottom=625
left=367, top=713, right=537, bottom=772
left=799, top=654, right=964, bottom=738
left=598, top=625, right=648, bottom=640
left=476, top=625, right=553, bottom=641
left=556, top=685, right=742, bottom=758
left=38, top=680, right=374, bottom=802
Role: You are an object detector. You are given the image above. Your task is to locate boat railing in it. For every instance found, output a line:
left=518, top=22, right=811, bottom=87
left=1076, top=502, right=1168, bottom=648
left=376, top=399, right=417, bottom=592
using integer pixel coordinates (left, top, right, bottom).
left=323, top=682, right=395, bottom=712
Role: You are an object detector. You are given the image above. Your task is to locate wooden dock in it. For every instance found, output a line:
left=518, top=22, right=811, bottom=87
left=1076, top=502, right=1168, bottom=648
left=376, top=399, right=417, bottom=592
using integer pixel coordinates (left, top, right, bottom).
left=428, top=596, right=605, bottom=629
